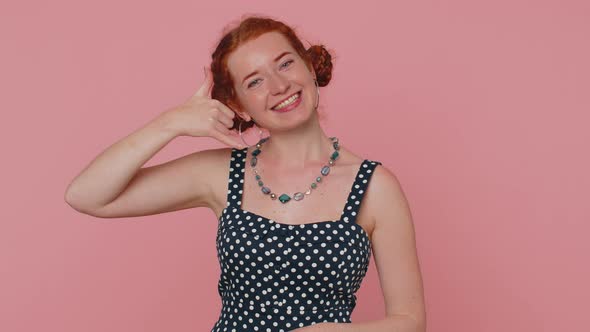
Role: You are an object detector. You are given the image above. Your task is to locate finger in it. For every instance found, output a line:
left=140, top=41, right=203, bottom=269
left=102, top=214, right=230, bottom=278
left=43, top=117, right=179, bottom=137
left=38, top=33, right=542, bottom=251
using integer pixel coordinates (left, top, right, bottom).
left=215, top=111, right=235, bottom=129
left=194, top=66, right=213, bottom=98
left=214, top=120, right=233, bottom=136
left=210, top=128, right=245, bottom=149
left=211, top=99, right=237, bottom=119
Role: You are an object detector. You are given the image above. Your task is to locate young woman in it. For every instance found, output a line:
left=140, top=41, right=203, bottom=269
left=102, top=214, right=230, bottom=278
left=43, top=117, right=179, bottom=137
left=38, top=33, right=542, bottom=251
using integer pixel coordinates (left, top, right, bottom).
left=65, top=15, right=426, bottom=332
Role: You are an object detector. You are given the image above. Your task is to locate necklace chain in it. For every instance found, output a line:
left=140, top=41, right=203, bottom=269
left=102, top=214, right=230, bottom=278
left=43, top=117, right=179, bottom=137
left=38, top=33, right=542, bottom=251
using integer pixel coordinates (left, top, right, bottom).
left=249, top=137, right=340, bottom=204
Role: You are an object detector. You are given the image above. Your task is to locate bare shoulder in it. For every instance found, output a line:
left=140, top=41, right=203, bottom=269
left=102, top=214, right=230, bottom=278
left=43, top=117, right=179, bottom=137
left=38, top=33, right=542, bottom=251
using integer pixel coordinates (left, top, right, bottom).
left=157, top=145, right=232, bottom=212
left=364, top=161, right=413, bottom=229
left=191, top=145, right=232, bottom=167
left=197, top=147, right=234, bottom=217
left=83, top=146, right=233, bottom=219
left=338, top=143, right=408, bottom=226
left=362, top=162, right=425, bottom=326
left=336, top=146, right=366, bottom=168
left=179, top=146, right=231, bottom=179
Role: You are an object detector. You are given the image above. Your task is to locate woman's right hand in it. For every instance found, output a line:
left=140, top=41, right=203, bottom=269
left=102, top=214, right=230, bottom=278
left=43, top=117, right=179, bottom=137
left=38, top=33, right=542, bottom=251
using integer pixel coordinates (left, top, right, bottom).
left=164, top=67, right=246, bottom=149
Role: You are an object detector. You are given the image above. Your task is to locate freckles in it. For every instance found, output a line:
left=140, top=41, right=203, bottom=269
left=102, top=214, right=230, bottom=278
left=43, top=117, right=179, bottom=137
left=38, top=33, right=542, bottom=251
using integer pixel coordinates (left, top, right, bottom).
left=239, top=93, right=265, bottom=111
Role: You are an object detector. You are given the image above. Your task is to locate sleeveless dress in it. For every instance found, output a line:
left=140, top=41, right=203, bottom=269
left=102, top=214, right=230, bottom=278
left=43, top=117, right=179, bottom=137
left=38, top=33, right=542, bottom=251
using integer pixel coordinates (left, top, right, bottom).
left=211, top=147, right=382, bottom=331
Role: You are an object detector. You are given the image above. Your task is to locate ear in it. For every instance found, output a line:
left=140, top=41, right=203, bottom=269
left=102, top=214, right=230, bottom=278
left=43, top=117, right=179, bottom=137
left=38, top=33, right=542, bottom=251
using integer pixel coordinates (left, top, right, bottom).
left=236, top=110, right=251, bottom=122
left=307, top=60, right=317, bottom=80
left=227, top=101, right=251, bottom=122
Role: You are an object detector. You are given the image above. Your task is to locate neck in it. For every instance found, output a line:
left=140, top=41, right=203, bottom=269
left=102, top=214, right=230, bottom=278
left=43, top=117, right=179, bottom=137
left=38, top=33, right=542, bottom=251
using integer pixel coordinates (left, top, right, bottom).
left=258, top=114, right=334, bottom=170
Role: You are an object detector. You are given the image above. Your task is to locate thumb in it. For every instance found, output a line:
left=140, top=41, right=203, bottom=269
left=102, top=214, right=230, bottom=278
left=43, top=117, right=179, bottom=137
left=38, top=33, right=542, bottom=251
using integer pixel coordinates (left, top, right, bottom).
left=194, top=66, right=213, bottom=97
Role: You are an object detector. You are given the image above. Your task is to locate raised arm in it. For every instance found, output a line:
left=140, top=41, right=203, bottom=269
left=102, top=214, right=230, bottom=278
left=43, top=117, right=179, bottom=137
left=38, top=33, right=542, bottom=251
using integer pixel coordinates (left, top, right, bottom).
left=64, top=68, right=244, bottom=218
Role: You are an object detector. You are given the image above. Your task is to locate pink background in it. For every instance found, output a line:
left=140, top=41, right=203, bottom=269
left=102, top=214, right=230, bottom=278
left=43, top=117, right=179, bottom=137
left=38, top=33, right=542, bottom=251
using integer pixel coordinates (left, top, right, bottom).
left=1, top=0, right=589, bottom=331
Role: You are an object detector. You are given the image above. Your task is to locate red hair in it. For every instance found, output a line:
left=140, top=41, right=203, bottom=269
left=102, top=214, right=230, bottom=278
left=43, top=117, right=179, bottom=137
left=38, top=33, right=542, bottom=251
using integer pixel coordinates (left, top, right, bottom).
left=209, top=14, right=334, bottom=132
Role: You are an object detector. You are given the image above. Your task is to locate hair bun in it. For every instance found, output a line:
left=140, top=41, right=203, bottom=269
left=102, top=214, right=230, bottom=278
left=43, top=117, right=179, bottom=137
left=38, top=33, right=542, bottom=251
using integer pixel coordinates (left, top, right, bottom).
left=307, top=45, right=333, bottom=87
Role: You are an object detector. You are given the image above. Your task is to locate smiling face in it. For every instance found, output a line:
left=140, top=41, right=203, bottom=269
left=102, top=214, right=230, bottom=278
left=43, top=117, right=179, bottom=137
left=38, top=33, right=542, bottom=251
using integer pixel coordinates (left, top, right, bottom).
left=227, top=31, right=318, bottom=132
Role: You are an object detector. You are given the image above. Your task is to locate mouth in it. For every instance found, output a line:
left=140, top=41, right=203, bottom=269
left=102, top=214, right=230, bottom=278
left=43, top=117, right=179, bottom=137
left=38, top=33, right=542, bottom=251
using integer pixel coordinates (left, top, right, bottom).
left=271, top=91, right=302, bottom=111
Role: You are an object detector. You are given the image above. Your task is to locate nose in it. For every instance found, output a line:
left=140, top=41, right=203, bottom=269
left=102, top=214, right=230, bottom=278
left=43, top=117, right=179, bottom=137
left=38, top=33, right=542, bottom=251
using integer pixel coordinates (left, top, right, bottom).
left=268, top=72, right=290, bottom=95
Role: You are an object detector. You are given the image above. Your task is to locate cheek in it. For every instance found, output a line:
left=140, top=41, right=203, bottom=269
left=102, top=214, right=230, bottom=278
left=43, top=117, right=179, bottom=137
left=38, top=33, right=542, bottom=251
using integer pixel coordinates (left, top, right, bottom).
left=240, top=92, right=267, bottom=111
left=251, top=93, right=267, bottom=106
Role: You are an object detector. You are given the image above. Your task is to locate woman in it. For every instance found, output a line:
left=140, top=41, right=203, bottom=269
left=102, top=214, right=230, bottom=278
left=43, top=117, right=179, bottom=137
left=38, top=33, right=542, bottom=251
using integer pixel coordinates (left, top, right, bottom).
left=65, top=15, right=426, bottom=332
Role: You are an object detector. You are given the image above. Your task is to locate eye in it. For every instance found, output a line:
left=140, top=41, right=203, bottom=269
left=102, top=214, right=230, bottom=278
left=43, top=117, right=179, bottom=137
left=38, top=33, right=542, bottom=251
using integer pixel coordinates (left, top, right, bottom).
left=280, top=59, right=294, bottom=69
left=247, top=78, right=261, bottom=88
left=246, top=60, right=294, bottom=89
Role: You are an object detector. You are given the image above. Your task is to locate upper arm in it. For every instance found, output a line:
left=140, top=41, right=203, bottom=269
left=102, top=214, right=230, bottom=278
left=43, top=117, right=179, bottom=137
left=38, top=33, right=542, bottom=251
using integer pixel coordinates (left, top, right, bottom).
left=92, top=147, right=230, bottom=218
left=368, top=165, right=427, bottom=329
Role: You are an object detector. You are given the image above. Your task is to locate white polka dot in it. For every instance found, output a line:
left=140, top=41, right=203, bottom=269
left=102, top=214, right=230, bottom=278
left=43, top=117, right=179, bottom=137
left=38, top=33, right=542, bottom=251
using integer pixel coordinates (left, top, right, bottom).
left=212, top=152, right=378, bottom=329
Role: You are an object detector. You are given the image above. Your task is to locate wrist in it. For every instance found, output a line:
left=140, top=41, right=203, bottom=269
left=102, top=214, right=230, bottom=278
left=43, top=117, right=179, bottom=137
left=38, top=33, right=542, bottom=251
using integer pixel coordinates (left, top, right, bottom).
left=153, top=109, right=182, bottom=138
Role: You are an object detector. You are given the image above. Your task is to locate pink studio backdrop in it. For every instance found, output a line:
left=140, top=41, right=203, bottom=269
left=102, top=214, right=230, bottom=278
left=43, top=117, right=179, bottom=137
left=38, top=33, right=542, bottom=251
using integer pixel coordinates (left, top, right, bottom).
left=1, top=1, right=589, bottom=331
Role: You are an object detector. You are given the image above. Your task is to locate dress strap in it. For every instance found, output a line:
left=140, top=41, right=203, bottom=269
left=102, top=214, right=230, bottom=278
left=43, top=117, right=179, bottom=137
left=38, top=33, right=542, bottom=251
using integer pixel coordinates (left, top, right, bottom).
left=226, top=147, right=248, bottom=209
left=339, top=159, right=382, bottom=225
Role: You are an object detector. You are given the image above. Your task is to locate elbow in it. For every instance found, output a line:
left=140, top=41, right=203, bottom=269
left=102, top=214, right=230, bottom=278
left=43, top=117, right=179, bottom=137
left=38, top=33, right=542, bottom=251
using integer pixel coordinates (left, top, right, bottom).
left=386, top=313, right=426, bottom=332
left=408, top=310, right=427, bottom=332
left=64, top=195, right=93, bottom=216
left=64, top=183, right=83, bottom=211
left=413, top=318, right=427, bottom=332
left=64, top=188, right=82, bottom=212
left=64, top=188, right=103, bottom=218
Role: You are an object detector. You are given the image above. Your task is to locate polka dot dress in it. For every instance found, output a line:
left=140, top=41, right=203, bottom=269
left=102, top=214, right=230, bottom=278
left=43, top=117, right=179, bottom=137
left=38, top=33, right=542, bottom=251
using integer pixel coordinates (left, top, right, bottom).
left=211, top=147, right=382, bottom=331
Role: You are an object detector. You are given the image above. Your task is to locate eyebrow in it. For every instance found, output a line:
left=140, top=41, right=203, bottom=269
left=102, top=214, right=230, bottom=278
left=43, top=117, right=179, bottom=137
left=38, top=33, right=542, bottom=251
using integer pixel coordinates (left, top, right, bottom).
left=241, top=51, right=293, bottom=84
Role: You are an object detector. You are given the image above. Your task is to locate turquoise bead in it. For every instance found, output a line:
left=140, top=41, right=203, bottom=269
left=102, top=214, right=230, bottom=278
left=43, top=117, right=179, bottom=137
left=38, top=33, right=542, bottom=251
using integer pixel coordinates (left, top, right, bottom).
left=247, top=137, right=341, bottom=205
left=278, top=194, right=291, bottom=203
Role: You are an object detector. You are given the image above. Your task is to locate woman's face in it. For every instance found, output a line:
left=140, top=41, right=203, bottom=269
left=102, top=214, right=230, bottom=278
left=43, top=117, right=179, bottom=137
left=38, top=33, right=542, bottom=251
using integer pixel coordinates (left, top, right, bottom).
left=227, top=31, right=317, bottom=132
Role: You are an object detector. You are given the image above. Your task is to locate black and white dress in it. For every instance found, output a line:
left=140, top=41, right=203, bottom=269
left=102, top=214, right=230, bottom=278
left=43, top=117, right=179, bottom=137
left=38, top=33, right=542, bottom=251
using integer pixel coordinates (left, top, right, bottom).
left=211, top=147, right=382, bottom=331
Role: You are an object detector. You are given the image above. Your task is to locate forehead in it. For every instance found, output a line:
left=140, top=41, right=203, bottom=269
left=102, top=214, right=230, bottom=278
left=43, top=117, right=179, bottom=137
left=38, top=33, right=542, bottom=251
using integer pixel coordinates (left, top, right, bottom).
left=227, top=31, right=297, bottom=80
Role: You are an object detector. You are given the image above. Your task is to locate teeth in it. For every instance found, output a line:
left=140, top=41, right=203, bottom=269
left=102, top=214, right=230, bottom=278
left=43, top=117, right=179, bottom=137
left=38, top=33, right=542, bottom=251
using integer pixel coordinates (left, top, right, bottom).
left=273, top=92, right=300, bottom=110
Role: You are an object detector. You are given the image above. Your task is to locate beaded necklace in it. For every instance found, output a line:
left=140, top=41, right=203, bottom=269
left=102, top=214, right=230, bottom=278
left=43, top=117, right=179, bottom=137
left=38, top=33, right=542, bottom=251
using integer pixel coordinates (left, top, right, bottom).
left=249, top=137, right=340, bottom=204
